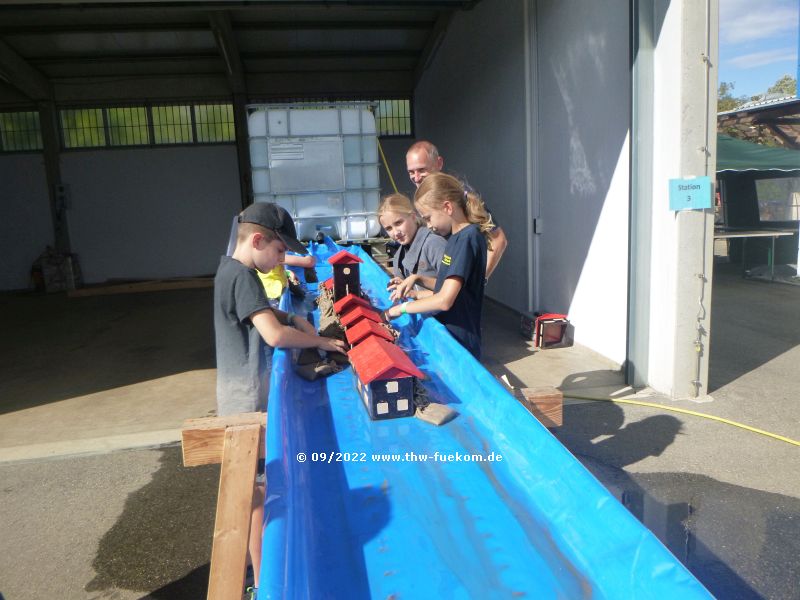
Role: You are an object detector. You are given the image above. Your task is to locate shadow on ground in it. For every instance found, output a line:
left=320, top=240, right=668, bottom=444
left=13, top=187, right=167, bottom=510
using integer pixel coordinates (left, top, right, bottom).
left=86, top=446, right=218, bottom=599
left=554, top=400, right=800, bottom=600
left=0, top=288, right=215, bottom=415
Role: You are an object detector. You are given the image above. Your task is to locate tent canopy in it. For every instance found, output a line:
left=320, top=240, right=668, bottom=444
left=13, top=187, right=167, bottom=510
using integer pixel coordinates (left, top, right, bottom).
left=717, top=134, right=800, bottom=172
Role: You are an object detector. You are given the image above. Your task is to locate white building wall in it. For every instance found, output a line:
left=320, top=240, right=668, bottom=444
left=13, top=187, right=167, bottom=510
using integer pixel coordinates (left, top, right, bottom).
left=0, top=154, right=53, bottom=290
left=60, top=145, right=241, bottom=283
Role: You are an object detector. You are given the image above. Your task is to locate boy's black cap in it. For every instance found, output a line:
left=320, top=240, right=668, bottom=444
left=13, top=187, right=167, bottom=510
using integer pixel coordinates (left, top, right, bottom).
left=238, top=203, right=308, bottom=255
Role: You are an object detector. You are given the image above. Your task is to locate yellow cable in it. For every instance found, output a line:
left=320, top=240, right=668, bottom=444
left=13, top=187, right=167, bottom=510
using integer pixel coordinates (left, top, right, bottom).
left=564, top=394, right=800, bottom=448
left=377, top=138, right=399, bottom=194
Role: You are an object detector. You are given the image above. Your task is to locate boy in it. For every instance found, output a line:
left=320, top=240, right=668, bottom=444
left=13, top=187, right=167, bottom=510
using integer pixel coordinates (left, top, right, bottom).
left=214, top=202, right=345, bottom=594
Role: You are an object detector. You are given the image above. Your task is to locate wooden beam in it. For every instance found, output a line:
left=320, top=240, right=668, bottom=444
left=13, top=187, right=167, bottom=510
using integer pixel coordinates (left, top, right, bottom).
left=68, top=277, right=213, bottom=298
left=207, top=424, right=260, bottom=600
left=182, top=412, right=265, bottom=467
left=0, top=39, right=51, bottom=101
left=518, top=386, right=563, bottom=428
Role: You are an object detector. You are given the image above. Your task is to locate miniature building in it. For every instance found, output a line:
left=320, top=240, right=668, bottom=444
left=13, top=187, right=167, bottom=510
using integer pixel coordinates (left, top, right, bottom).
left=327, top=249, right=363, bottom=301
left=345, top=318, right=394, bottom=347
left=333, top=293, right=372, bottom=315
left=348, top=335, right=424, bottom=420
left=339, top=304, right=382, bottom=328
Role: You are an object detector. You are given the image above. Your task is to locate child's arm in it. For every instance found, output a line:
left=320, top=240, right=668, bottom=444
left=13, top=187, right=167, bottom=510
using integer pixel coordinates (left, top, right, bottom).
left=388, top=273, right=437, bottom=301
left=284, top=254, right=316, bottom=269
left=251, top=309, right=346, bottom=353
left=385, top=277, right=463, bottom=318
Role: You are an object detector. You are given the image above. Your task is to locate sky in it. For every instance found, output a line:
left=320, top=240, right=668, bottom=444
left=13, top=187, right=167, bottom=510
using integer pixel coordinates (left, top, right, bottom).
left=718, top=0, right=799, bottom=99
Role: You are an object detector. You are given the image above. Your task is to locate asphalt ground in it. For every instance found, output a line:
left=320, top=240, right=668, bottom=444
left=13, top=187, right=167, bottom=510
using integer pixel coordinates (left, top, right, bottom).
left=1, top=263, right=798, bottom=599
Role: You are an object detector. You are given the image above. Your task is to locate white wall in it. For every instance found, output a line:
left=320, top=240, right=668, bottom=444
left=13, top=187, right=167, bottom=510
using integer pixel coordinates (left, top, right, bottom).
left=535, top=0, right=631, bottom=365
left=414, top=0, right=528, bottom=313
left=60, top=145, right=241, bottom=283
left=0, top=154, right=53, bottom=290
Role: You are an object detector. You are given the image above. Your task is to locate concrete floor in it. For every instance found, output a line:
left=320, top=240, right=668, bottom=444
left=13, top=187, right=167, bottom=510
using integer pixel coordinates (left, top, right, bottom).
left=0, top=264, right=798, bottom=599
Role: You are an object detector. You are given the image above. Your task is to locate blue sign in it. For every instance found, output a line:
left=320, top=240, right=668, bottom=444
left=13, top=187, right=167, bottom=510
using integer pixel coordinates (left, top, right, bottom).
left=669, top=176, right=712, bottom=211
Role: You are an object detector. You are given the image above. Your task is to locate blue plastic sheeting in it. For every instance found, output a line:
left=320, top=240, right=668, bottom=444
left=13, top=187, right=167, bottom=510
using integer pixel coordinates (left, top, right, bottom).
left=259, top=239, right=711, bottom=599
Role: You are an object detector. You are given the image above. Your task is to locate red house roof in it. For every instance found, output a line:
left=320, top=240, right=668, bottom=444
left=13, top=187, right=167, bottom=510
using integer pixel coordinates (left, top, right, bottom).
left=348, top=335, right=424, bottom=384
left=322, top=277, right=333, bottom=290
left=340, top=305, right=382, bottom=328
left=333, top=293, right=372, bottom=315
left=327, top=250, right=363, bottom=265
left=346, top=319, right=394, bottom=346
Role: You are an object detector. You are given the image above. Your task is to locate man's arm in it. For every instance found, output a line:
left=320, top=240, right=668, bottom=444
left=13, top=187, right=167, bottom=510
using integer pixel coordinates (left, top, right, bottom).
left=485, top=226, right=508, bottom=280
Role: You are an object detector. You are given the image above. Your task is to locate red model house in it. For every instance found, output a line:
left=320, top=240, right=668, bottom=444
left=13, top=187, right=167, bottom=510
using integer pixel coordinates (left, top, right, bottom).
left=348, top=335, right=424, bottom=420
left=345, top=318, right=394, bottom=347
left=333, top=293, right=372, bottom=315
left=339, top=304, right=382, bottom=328
left=327, top=249, right=363, bottom=301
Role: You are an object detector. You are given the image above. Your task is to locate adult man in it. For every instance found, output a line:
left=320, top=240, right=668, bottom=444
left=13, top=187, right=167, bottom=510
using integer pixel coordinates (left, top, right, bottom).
left=406, top=140, right=508, bottom=280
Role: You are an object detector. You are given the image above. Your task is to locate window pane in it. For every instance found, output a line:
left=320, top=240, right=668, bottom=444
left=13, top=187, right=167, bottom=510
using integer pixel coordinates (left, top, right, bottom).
left=0, top=111, right=43, bottom=151
left=107, top=107, right=149, bottom=146
left=60, top=108, right=106, bottom=148
left=194, top=103, right=234, bottom=143
left=152, top=105, right=193, bottom=144
left=756, top=177, right=800, bottom=221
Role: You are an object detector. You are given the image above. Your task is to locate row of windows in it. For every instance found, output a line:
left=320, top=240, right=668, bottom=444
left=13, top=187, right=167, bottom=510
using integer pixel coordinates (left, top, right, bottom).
left=0, top=99, right=412, bottom=153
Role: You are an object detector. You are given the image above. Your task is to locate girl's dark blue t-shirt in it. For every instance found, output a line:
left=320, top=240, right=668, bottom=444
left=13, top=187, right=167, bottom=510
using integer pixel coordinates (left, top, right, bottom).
left=433, top=224, right=487, bottom=359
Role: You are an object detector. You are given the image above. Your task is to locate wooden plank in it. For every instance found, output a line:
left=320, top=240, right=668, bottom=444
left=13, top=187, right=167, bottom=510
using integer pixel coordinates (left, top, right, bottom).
left=207, top=424, right=260, bottom=600
left=182, top=413, right=265, bottom=467
left=68, top=277, right=213, bottom=298
left=519, top=386, right=563, bottom=428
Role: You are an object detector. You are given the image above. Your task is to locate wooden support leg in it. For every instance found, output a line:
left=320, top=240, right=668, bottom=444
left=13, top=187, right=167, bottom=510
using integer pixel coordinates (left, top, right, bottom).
left=207, top=424, right=260, bottom=600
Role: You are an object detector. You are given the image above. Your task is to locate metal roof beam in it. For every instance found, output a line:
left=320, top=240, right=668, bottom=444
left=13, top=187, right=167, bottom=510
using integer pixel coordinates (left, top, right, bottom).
left=0, top=38, right=51, bottom=100
left=0, top=20, right=433, bottom=35
left=208, top=11, right=246, bottom=94
left=413, top=10, right=452, bottom=85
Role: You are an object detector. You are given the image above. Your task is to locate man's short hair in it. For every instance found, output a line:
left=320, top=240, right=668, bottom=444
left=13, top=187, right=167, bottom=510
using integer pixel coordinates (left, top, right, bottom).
left=407, top=140, right=440, bottom=163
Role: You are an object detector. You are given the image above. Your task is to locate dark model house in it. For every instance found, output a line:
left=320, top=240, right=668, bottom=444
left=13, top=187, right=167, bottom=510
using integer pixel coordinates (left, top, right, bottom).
left=348, top=335, right=424, bottom=420
left=327, top=249, right=363, bottom=301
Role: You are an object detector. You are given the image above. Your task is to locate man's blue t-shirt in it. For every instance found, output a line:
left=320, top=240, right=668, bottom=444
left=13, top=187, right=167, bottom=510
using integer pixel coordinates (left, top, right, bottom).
left=433, top=224, right=487, bottom=359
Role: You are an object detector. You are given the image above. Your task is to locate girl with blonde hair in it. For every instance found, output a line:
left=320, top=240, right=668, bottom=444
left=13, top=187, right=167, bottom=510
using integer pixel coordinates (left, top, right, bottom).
left=378, top=192, right=446, bottom=300
left=384, top=173, right=492, bottom=359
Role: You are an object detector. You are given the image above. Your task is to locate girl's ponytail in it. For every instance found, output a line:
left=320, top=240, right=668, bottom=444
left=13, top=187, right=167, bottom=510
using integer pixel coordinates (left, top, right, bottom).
left=464, top=191, right=494, bottom=250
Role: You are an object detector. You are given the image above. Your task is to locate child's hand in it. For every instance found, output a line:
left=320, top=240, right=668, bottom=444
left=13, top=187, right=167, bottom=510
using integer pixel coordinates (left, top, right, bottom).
left=318, top=337, right=347, bottom=353
left=389, top=277, right=418, bottom=302
left=386, top=276, right=402, bottom=290
left=384, top=304, right=402, bottom=320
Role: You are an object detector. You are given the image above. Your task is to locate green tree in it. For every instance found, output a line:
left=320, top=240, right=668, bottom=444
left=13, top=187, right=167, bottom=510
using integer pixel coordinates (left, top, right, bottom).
left=718, top=81, right=748, bottom=111
left=767, top=75, right=797, bottom=96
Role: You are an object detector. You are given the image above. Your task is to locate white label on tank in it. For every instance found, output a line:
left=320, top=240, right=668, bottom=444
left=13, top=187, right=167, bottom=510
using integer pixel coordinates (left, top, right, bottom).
left=270, top=142, right=304, bottom=161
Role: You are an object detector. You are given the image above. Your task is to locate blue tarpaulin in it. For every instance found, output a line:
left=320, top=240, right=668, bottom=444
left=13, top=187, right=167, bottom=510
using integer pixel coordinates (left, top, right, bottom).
left=259, top=239, right=711, bottom=599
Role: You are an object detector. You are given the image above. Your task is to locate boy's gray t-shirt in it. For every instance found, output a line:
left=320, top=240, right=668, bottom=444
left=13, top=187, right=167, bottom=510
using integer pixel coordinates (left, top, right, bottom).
left=214, top=255, right=274, bottom=416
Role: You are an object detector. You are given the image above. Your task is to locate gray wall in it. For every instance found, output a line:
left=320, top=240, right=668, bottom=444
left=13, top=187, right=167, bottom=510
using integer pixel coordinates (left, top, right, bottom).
left=378, top=137, right=417, bottom=197
left=60, top=146, right=241, bottom=283
left=0, top=154, right=53, bottom=290
left=414, top=0, right=528, bottom=310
